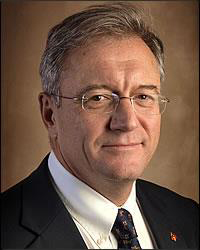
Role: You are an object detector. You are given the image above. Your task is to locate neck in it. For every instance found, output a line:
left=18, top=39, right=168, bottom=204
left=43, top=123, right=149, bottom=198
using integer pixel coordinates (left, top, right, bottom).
left=52, top=145, right=134, bottom=207
left=87, top=178, right=134, bottom=207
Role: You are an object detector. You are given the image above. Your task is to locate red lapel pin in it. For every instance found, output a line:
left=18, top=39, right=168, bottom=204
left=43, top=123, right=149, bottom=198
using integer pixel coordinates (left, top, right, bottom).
left=170, top=232, right=177, bottom=242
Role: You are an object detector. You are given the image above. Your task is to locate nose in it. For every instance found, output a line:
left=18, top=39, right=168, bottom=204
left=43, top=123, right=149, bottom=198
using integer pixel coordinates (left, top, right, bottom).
left=109, top=98, right=139, bottom=132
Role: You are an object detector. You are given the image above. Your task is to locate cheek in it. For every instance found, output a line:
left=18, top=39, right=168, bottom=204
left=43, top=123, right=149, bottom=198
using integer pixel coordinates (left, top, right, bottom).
left=143, top=116, right=161, bottom=145
left=56, top=109, right=82, bottom=144
left=80, top=114, right=109, bottom=150
left=149, top=118, right=161, bottom=148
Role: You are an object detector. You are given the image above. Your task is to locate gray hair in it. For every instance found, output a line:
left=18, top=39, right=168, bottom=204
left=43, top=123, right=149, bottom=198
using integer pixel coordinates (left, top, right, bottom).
left=39, top=2, right=165, bottom=106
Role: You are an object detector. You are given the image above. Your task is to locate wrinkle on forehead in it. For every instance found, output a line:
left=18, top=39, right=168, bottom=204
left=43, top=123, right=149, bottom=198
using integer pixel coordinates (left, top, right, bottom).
left=60, top=37, right=160, bottom=93
left=86, top=57, right=160, bottom=87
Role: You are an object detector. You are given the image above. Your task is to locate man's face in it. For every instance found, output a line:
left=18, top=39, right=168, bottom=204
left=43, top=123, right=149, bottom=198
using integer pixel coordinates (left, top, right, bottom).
left=52, top=37, right=161, bottom=185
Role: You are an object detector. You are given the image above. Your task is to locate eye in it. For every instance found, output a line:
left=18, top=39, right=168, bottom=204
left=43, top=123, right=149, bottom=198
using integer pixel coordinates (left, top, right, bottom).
left=87, top=93, right=114, bottom=103
left=135, top=94, right=155, bottom=101
left=83, top=93, right=113, bottom=110
left=90, top=95, right=107, bottom=101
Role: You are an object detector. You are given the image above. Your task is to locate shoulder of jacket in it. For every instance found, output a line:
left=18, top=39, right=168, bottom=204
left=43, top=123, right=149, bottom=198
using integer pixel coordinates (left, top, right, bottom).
left=136, top=178, right=199, bottom=210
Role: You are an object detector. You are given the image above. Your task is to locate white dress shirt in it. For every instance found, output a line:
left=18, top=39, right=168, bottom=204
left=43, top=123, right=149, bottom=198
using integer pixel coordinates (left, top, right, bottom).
left=48, top=151, right=154, bottom=249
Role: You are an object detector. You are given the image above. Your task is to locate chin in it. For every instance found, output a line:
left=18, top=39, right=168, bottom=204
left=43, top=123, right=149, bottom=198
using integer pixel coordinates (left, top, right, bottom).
left=100, top=161, right=146, bottom=182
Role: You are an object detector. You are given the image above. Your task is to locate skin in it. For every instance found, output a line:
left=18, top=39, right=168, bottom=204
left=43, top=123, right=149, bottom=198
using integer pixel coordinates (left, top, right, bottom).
left=39, top=36, right=161, bottom=206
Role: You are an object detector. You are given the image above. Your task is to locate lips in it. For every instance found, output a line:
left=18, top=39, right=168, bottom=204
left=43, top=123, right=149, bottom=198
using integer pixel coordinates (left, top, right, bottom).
left=102, top=143, right=142, bottom=147
left=101, top=143, right=143, bottom=153
left=102, top=142, right=144, bottom=151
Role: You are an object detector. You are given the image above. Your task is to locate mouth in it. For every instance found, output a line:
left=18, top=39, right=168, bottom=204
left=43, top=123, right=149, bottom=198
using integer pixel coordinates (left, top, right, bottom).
left=102, top=143, right=143, bottom=151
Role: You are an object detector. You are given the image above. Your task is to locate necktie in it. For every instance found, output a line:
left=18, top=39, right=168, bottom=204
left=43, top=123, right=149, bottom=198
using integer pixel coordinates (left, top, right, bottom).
left=112, top=208, right=141, bottom=249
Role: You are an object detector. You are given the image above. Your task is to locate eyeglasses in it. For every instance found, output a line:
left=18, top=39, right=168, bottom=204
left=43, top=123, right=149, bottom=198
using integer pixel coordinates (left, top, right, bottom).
left=50, top=90, right=170, bottom=115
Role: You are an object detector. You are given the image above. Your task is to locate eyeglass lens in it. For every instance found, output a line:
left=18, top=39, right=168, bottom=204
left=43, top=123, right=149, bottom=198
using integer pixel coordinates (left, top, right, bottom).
left=82, top=92, right=167, bottom=115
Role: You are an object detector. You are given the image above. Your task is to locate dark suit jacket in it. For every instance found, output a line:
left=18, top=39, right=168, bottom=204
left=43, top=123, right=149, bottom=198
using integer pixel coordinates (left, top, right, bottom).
left=1, top=155, right=199, bottom=249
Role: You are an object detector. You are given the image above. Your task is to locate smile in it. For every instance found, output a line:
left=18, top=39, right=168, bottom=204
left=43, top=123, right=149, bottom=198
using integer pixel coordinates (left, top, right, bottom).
left=102, top=143, right=143, bottom=151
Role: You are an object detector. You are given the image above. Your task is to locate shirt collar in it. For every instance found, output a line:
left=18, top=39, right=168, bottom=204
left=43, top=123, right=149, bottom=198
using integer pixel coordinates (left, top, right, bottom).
left=48, top=151, right=137, bottom=242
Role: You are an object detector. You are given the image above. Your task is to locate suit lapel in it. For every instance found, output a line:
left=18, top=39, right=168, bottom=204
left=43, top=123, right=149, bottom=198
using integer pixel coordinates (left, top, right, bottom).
left=136, top=179, right=188, bottom=249
left=21, top=156, right=87, bottom=248
left=26, top=208, right=87, bottom=248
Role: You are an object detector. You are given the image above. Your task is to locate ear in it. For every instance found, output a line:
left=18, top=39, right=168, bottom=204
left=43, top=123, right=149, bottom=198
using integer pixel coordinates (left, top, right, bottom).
left=38, top=92, right=57, bottom=132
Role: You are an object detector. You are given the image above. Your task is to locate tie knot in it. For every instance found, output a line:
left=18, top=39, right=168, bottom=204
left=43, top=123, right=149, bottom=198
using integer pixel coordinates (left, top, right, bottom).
left=112, top=208, right=138, bottom=240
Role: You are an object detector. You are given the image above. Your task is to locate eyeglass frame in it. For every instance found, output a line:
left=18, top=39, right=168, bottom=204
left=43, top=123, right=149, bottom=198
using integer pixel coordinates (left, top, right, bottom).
left=49, top=91, right=170, bottom=115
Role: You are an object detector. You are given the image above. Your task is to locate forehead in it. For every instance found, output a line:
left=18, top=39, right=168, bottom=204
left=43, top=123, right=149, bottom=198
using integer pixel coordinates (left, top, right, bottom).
left=61, top=36, right=160, bottom=93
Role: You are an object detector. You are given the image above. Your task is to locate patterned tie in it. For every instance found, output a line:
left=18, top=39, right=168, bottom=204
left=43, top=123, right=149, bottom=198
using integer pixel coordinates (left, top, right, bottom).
left=112, top=208, right=141, bottom=249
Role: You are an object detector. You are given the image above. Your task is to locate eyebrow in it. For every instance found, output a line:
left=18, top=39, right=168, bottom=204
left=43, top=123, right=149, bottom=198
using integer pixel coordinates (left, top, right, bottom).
left=76, top=84, right=114, bottom=97
left=137, top=84, right=160, bottom=93
left=76, top=83, right=160, bottom=97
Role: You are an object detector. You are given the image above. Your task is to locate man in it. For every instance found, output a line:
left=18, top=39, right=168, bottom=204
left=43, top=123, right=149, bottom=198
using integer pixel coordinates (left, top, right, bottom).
left=1, top=2, right=198, bottom=249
